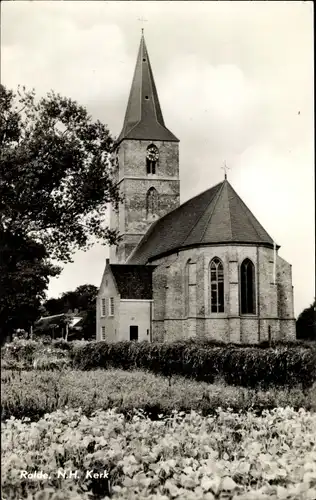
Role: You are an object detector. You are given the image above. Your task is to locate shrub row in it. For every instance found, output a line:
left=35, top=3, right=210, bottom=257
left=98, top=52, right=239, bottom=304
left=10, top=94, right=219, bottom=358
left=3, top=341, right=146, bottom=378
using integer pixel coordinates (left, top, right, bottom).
left=70, top=340, right=316, bottom=389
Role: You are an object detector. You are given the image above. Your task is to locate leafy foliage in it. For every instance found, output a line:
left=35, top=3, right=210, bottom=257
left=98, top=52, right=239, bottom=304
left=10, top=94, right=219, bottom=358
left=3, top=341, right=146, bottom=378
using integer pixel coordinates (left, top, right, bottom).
left=3, top=338, right=315, bottom=390
left=1, top=337, right=71, bottom=372
left=0, top=232, right=60, bottom=343
left=70, top=340, right=316, bottom=390
left=43, top=285, right=98, bottom=315
left=296, top=300, right=316, bottom=341
left=40, top=284, right=98, bottom=340
left=0, top=84, right=121, bottom=262
left=2, top=406, right=316, bottom=499
left=0, top=84, right=121, bottom=341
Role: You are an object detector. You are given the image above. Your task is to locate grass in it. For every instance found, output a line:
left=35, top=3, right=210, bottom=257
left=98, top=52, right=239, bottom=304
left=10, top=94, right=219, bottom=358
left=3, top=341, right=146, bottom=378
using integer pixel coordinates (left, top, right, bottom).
left=2, top=368, right=315, bottom=422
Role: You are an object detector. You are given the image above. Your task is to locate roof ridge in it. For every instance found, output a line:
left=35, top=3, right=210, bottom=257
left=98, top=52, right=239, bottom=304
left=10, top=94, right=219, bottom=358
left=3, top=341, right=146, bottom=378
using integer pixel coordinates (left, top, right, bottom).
left=139, top=34, right=143, bottom=133
left=146, top=41, right=159, bottom=127
left=119, top=39, right=142, bottom=139
left=127, top=219, right=160, bottom=262
left=176, top=181, right=224, bottom=213
left=225, top=181, right=233, bottom=240
left=128, top=182, right=225, bottom=263
left=123, top=120, right=141, bottom=140
left=110, top=263, right=156, bottom=269
left=159, top=181, right=225, bottom=232
left=228, top=183, right=268, bottom=241
left=198, top=181, right=226, bottom=242
left=123, top=35, right=144, bottom=141
left=109, top=267, right=120, bottom=295
left=128, top=180, right=275, bottom=265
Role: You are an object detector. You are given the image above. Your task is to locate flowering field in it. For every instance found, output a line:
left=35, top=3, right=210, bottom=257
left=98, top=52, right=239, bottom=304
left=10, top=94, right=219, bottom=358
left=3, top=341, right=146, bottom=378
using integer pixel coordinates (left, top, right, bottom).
left=2, top=340, right=316, bottom=499
left=2, top=407, right=316, bottom=500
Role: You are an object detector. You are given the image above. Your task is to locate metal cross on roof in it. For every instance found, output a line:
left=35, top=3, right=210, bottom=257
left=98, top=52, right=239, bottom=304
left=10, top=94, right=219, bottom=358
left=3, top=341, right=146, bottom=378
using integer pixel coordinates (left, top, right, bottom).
left=221, top=161, right=231, bottom=180
left=138, top=17, right=148, bottom=34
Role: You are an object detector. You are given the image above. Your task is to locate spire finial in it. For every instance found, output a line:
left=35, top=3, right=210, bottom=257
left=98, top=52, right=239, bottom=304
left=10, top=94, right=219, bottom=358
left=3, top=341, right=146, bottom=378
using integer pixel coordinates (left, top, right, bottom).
left=138, top=16, right=148, bottom=35
left=221, top=161, right=230, bottom=180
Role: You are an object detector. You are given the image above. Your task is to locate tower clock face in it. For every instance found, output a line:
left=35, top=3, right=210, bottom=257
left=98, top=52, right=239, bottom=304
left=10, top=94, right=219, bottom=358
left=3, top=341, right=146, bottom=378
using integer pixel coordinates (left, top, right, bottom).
left=146, top=146, right=159, bottom=162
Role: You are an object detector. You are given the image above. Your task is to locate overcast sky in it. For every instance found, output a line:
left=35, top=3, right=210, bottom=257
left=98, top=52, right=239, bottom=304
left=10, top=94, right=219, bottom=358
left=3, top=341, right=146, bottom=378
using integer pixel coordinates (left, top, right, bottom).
left=2, top=1, right=314, bottom=316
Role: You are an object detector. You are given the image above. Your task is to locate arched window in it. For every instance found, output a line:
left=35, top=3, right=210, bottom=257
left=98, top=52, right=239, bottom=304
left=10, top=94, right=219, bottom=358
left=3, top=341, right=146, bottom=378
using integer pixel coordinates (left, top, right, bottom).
left=146, top=144, right=159, bottom=174
left=240, top=258, right=256, bottom=314
left=210, top=257, right=224, bottom=313
left=146, top=187, right=159, bottom=217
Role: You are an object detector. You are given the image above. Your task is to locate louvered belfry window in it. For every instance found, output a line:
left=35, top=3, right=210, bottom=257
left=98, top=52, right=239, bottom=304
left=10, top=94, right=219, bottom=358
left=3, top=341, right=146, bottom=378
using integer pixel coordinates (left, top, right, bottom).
left=210, top=257, right=224, bottom=313
left=240, top=258, right=256, bottom=314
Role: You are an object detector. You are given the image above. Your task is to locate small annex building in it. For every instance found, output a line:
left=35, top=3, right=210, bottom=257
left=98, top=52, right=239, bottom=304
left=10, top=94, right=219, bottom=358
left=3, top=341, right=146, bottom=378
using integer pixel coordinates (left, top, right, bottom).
left=98, top=264, right=155, bottom=342
left=96, top=33, right=296, bottom=344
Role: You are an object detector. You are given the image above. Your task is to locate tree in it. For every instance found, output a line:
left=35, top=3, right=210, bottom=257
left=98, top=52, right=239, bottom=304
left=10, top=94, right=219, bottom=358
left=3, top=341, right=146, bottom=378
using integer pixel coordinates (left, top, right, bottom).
left=0, top=84, right=120, bottom=262
left=41, top=298, right=64, bottom=316
left=0, top=231, right=59, bottom=344
left=296, top=300, right=316, bottom=341
left=42, top=284, right=98, bottom=340
left=0, top=84, right=121, bottom=341
left=73, top=284, right=98, bottom=340
left=43, top=284, right=98, bottom=315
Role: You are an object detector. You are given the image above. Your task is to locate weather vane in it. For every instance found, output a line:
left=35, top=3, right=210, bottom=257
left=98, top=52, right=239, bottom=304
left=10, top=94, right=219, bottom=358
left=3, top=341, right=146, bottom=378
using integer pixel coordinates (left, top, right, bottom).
left=137, top=17, right=148, bottom=34
left=221, top=161, right=230, bottom=180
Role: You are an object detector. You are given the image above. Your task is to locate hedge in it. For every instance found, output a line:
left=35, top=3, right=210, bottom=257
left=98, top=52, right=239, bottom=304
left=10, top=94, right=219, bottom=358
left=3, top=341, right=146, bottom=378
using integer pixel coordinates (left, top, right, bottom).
left=70, top=340, right=316, bottom=390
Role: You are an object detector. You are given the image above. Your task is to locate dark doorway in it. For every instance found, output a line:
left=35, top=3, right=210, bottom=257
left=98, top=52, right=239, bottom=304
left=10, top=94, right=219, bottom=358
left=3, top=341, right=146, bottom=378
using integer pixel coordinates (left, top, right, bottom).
left=130, top=325, right=138, bottom=341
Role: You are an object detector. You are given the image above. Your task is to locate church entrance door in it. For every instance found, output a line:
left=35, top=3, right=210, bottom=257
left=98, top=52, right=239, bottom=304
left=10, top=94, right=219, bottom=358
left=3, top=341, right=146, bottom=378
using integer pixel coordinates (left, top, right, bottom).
left=130, top=326, right=139, bottom=341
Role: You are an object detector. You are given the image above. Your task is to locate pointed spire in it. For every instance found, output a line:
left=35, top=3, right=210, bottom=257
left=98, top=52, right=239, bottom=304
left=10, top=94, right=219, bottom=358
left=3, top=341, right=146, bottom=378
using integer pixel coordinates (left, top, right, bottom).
left=117, top=34, right=179, bottom=144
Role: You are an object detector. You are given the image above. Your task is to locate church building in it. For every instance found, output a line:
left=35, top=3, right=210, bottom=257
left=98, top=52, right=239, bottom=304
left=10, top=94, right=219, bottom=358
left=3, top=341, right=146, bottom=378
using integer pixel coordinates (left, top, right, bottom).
left=96, top=33, right=296, bottom=344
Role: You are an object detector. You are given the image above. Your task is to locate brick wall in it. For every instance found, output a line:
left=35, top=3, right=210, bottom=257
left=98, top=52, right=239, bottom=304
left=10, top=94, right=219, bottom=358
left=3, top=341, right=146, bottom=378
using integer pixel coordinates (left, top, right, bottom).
left=110, top=139, right=180, bottom=263
left=118, top=140, right=179, bottom=179
left=276, top=255, right=296, bottom=339
left=151, top=244, right=296, bottom=344
left=277, top=256, right=295, bottom=319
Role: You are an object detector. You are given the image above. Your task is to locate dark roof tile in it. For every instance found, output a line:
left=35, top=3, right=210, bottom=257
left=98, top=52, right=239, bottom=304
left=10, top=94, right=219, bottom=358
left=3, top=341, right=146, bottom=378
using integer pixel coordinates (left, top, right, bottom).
left=117, top=35, right=178, bottom=144
left=128, top=180, right=275, bottom=264
left=110, top=264, right=155, bottom=299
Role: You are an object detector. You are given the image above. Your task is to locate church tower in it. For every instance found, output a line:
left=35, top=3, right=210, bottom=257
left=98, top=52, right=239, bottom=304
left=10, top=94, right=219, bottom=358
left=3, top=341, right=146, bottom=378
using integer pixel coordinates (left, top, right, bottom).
left=110, top=33, right=180, bottom=263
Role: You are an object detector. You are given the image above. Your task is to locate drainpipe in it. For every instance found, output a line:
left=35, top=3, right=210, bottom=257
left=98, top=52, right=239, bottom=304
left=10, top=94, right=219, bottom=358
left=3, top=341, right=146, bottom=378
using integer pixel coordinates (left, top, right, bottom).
left=150, top=301, right=153, bottom=342
left=256, top=246, right=260, bottom=343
